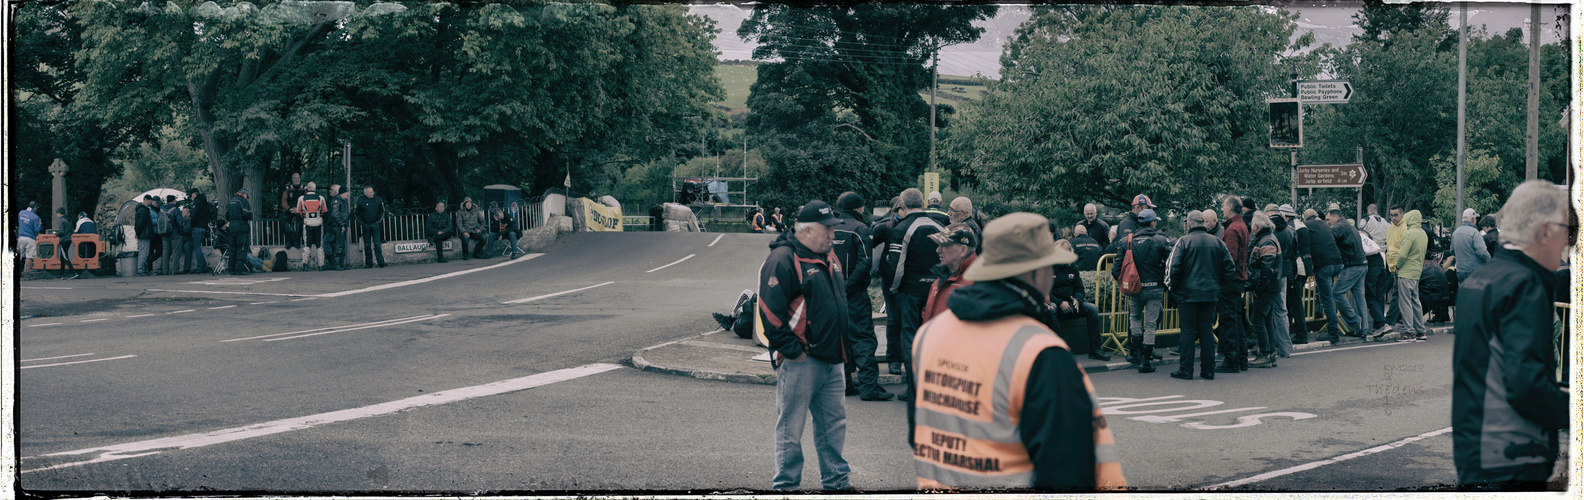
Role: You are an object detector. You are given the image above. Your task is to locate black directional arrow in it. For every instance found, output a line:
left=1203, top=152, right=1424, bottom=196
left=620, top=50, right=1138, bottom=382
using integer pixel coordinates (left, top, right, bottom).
left=1342, top=82, right=1353, bottom=101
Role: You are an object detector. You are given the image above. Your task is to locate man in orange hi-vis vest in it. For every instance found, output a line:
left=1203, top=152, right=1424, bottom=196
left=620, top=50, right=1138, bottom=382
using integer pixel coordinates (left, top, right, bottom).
left=909, top=212, right=1126, bottom=492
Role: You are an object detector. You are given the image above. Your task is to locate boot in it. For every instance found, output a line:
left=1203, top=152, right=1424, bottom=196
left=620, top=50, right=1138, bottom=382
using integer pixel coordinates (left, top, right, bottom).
left=1170, top=369, right=1193, bottom=380
left=1249, top=352, right=1275, bottom=368
left=1126, top=336, right=1142, bottom=364
left=435, top=245, right=448, bottom=263
left=1139, top=345, right=1156, bottom=373
left=1214, top=360, right=1239, bottom=373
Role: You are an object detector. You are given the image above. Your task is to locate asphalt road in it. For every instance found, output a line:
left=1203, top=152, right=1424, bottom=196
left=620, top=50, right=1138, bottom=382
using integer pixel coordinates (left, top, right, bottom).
left=11, top=231, right=1568, bottom=494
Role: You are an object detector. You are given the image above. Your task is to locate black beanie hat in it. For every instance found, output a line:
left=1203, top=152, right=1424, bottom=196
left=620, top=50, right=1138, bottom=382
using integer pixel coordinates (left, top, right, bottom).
left=837, top=192, right=865, bottom=211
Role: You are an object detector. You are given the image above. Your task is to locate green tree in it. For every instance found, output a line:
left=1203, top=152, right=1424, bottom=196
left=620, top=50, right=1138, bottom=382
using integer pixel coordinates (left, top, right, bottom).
left=739, top=4, right=996, bottom=206
left=943, top=5, right=1310, bottom=216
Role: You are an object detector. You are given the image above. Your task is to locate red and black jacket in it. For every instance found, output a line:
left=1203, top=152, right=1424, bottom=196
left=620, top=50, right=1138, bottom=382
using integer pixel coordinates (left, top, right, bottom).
left=758, top=231, right=850, bottom=366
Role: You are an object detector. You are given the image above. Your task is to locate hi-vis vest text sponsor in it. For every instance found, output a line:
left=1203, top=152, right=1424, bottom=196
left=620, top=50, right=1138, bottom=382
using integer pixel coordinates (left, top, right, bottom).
left=912, top=312, right=1125, bottom=491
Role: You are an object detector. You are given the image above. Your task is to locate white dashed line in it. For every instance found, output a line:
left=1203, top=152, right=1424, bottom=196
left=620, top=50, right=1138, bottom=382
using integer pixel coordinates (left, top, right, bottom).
left=708, top=234, right=724, bottom=247
left=21, top=363, right=621, bottom=473
left=30, top=323, right=62, bottom=327
left=646, top=254, right=696, bottom=273
left=80, top=318, right=110, bottom=323
left=169, top=310, right=196, bottom=314
left=22, top=287, right=72, bottom=290
left=264, top=314, right=450, bottom=341
left=250, top=301, right=277, bottom=305
left=289, top=297, right=319, bottom=302
left=317, top=254, right=543, bottom=298
left=126, top=314, right=156, bottom=318
left=21, top=355, right=138, bottom=370
left=502, top=282, right=616, bottom=304
left=208, top=305, right=237, bottom=310
left=145, top=289, right=318, bottom=297
left=21, top=353, right=95, bottom=362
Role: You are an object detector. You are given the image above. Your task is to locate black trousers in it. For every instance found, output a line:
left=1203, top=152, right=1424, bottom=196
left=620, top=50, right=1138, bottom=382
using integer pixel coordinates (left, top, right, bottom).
left=283, top=214, right=303, bottom=249
left=361, top=223, right=385, bottom=266
left=1287, top=274, right=1308, bottom=341
left=229, top=231, right=251, bottom=273
left=881, top=285, right=901, bottom=363
left=1215, top=287, right=1248, bottom=369
left=457, top=232, right=486, bottom=258
left=430, top=231, right=453, bottom=259
left=894, top=290, right=928, bottom=394
left=1177, top=301, right=1217, bottom=375
left=843, top=290, right=883, bottom=394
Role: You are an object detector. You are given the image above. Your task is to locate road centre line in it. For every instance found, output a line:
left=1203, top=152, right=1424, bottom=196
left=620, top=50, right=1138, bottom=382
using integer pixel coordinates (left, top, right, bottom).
left=264, top=314, right=450, bottom=341
left=80, top=318, right=110, bottom=323
left=21, top=363, right=623, bottom=474
left=1203, top=427, right=1453, bottom=489
left=250, top=301, right=277, bottom=305
left=169, top=310, right=196, bottom=314
left=126, top=314, right=156, bottom=318
left=221, top=315, right=437, bottom=342
left=21, top=353, right=95, bottom=362
left=30, top=323, right=62, bottom=327
left=289, top=297, right=319, bottom=302
left=145, top=289, right=318, bottom=297
left=502, top=282, right=616, bottom=304
left=208, top=305, right=237, bottom=310
left=646, top=254, right=696, bottom=273
left=317, top=253, right=542, bottom=298
left=708, top=234, right=724, bottom=247
left=1292, top=342, right=1412, bottom=356
left=22, top=355, right=138, bottom=370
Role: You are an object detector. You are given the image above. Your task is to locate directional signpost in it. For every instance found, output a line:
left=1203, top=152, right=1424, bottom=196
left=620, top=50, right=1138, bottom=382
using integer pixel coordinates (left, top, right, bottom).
left=1297, top=80, right=1353, bottom=104
left=1294, top=164, right=1367, bottom=188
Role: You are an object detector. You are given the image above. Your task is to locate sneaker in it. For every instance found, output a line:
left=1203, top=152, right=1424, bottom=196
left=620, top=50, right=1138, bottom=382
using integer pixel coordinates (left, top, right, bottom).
left=860, top=390, right=896, bottom=401
left=1369, top=325, right=1394, bottom=341
left=1170, top=371, right=1194, bottom=380
left=1396, top=334, right=1417, bottom=342
left=1415, top=334, right=1427, bottom=342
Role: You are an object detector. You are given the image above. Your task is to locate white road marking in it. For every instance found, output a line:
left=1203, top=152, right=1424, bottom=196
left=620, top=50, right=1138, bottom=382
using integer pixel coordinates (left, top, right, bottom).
left=502, top=282, right=616, bottom=304
left=126, top=314, right=156, bottom=318
left=185, top=277, right=290, bottom=285
left=221, top=315, right=438, bottom=342
left=264, top=314, right=450, bottom=342
left=80, top=318, right=110, bottom=323
left=30, top=323, right=62, bottom=327
left=22, top=287, right=72, bottom=290
left=22, top=355, right=138, bottom=370
left=145, top=289, right=318, bottom=297
left=646, top=254, right=696, bottom=273
left=249, top=301, right=277, bottom=305
left=1202, top=427, right=1453, bottom=489
left=289, top=297, right=318, bottom=302
left=21, top=363, right=623, bottom=473
left=208, top=305, right=237, bottom=310
left=21, top=353, right=95, bottom=362
left=169, top=310, right=196, bottom=314
left=317, top=254, right=542, bottom=298
left=708, top=234, right=724, bottom=247
left=1291, top=342, right=1412, bottom=356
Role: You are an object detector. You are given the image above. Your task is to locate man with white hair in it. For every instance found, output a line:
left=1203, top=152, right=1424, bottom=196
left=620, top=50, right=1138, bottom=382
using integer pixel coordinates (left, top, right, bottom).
left=924, top=191, right=950, bottom=224
left=1452, top=180, right=1570, bottom=490
left=947, top=197, right=983, bottom=253
left=1452, top=207, right=1491, bottom=282
left=1080, top=203, right=1111, bottom=249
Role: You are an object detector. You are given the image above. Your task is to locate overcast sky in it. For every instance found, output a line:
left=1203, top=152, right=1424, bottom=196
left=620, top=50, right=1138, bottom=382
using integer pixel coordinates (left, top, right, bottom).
left=691, top=2, right=1571, bottom=79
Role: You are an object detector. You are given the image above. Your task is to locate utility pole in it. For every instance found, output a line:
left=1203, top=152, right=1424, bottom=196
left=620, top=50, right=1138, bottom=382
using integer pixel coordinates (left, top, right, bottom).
left=1457, top=3, right=1467, bottom=217
left=929, top=42, right=939, bottom=172
left=1526, top=5, right=1540, bottom=181
left=343, top=142, right=352, bottom=245
left=743, top=132, right=749, bottom=206
left=1289, top=63, right=1299, bottom=208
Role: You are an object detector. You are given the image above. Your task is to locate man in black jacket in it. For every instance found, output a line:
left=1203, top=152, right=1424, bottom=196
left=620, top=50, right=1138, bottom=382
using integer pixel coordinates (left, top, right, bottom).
left=1304, top=209, right=1344, bottom=341
left=280, top=172, right=306, bottom=250
left=226, top=189, right=253, bottom=276
left=870, top=197, right=904, bottom=375
left=886, top=188, right=944, bottom=396
left=134, top=195, right=156, bottom=276
left=1452, top=181, right=1569, bottom=490
left=1080, top=203, right=1111, bottom=250
left=1052, top=240, right=1109, bottom=362
left=1418, top=254, right=1451, bottom=323
left=1328, top=209, right=1370, bottom=336
left=185, top=190, right=212, bottom=274
left=1069, top=224, right=1104, bottom=272
left=1111, top=209, right=1169, bottom=371
left=425, top=201, right=455, bottom=263
left=1115, top=194, right=1155, bottom=244
left=355, top=186, right=387, bottom=268
left=1283, top=205, right=1310, bottom=343
left=760, top=200, right=853, bottom=491
left=1166, top=210, right=1236, bottom=380
left=324, top=185, right=351, bottom=270
left=832, top=192, right=891, bottom=401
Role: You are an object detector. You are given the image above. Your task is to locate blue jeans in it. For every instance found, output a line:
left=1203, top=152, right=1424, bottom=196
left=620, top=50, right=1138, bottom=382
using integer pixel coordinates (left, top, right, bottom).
left=1313, top=264, right=1342, bottom=335
left=136, top=239, right=151, bottom=275
left=186, top=227, right=208, bottom=272
left=1125, top=287, right=1165, bottom=345
left=773, top=356, right=850, bottom=491
left=1366, top=264, right=1390, bottom=325
left=488, top=231, right=519, bottom=256
left=1334, top=266, right=1369, bottom=334
left=1270, top=278, right=1293, bottom=356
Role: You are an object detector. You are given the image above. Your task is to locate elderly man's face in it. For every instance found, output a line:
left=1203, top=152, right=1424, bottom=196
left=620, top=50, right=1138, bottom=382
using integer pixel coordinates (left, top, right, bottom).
left=364, top=187, right=375, bottom=198
left=797, top=224, right=835, bottom=253
left=1084, top=205, right=1097, bottom=221
left=291, top=173, right=301, bottom=184
left=936, top=242, right=970, bottom=272
left=1531, top=208, right=1575, bottom=271
left=1222, top=200, right=1239, bottom=220
left=435, top=203, right=446, bottom=213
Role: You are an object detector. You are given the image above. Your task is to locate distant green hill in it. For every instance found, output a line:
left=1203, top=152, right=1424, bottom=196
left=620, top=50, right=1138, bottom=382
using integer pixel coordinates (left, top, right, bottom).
left=711, top=62, right=991, bottom=113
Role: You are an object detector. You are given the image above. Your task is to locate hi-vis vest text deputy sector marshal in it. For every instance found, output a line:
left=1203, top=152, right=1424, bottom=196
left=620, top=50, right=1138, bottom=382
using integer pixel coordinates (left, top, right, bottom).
left=911, top=312, right=1125, bottom=491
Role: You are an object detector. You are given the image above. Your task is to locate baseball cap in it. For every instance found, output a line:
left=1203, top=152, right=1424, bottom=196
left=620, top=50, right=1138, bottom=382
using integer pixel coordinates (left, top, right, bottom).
left=1132, top=194, right=1156, bottom=207
left=1462, top=208, right=1478, bottom=219
left=928, top=191, right=942, bottom=203
left=962, top=213, right=1076, bottom=282
left=928, top=224, right=978, bottom=248
left=1187, top=210, right=1205, bottom=225
left=796, top=200, right=841, bottom=226
left=1263, top=203, right=1280, bottom=214
left=1137, top=209, right=1159, bottom=223
left=237, top=188, right=249, bottom=196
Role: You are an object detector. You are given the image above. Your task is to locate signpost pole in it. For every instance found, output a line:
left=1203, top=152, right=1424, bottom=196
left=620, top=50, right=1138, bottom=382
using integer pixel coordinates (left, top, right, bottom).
left=1356, top=146, right=1363, bottom=223
left=1290, top=151, right=1298, bottom=208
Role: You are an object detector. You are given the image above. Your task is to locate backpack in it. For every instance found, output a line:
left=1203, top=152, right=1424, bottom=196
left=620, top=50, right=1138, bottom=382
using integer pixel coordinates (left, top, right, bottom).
left=1117, top=234, right=1143, bottom=295
left=1358, top=230, right=1381, bottom=256
left=156, top=206, right=175, bottom=236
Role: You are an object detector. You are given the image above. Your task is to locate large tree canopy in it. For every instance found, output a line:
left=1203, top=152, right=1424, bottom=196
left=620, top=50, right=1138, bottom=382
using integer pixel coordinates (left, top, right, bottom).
left=943, top=5, right=1311, bottom=215
left=737, top=3, right=996, bottom=210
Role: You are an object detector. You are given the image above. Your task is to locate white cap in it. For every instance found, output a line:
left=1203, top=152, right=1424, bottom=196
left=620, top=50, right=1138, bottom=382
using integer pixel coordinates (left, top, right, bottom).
left=1463, top=208, right=1478, bottom=220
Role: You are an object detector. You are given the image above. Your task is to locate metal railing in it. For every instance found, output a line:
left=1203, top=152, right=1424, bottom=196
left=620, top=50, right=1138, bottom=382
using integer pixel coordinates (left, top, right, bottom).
left=132, top=200, right=553, bottom=249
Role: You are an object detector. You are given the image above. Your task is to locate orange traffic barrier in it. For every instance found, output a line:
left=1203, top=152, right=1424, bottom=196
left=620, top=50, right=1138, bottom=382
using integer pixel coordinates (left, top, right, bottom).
left=68, top=233, right=104, bottom=270
left=30, top=234, right=62, bottom=270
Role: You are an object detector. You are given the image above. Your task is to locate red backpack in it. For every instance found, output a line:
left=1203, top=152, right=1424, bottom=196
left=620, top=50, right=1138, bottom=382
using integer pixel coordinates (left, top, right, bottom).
left=1118, top=234, right=1142, bottom=295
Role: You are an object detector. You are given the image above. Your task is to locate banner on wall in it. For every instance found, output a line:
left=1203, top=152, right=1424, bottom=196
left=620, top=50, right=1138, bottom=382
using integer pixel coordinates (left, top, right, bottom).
left=581, top=198, right=623, bottom=232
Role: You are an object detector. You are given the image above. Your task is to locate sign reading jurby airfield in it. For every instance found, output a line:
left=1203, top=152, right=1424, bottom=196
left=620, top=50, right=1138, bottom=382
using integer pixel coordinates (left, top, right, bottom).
left=1295, top=164, right=1368, bottom=188
left=1297, top=80, right=1353, bottom=104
